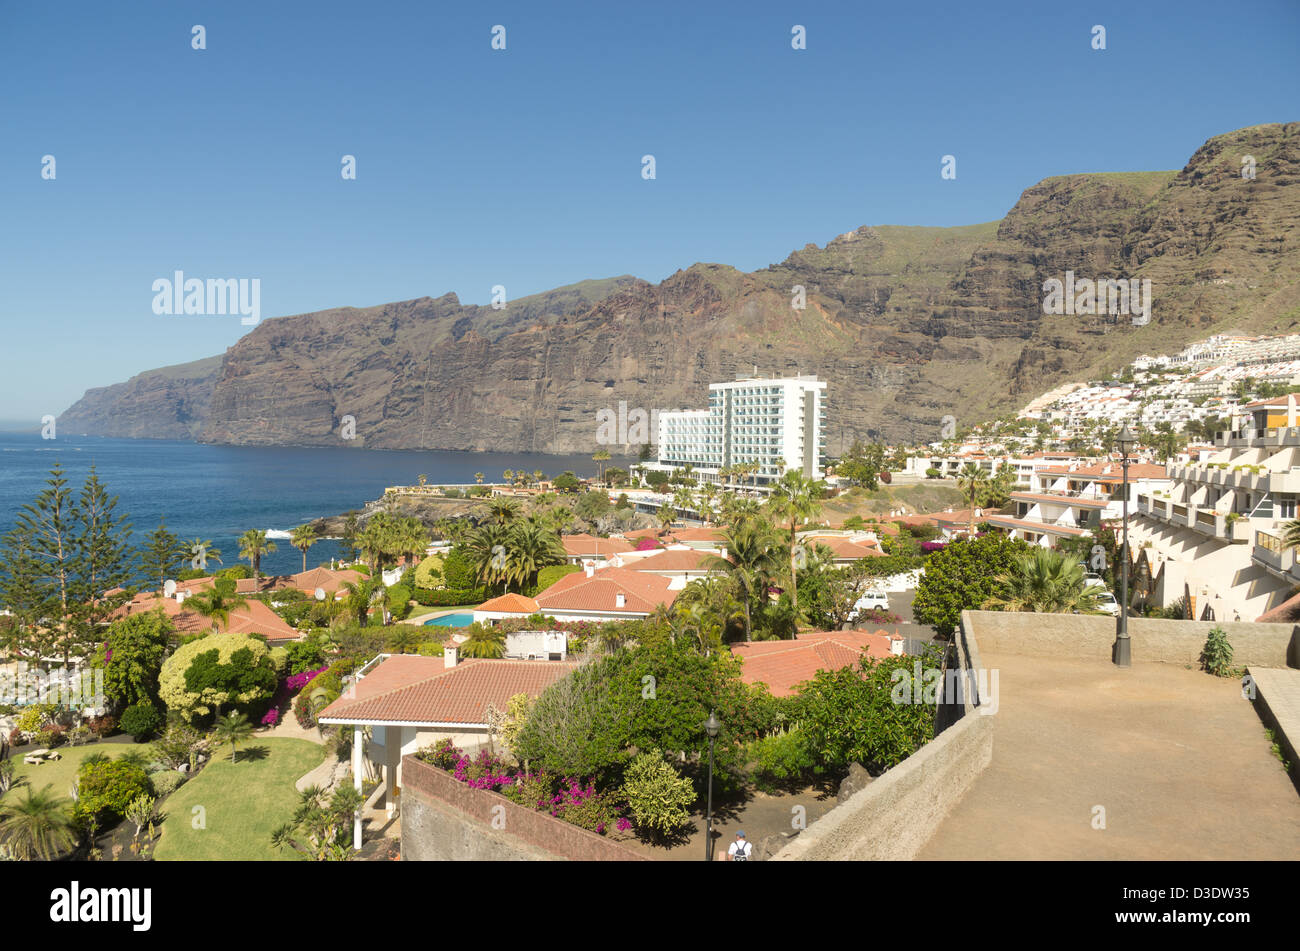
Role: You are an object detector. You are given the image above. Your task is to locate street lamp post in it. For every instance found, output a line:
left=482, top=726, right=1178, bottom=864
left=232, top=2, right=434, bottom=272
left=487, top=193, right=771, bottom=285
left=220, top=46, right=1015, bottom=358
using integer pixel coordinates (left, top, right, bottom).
left=703, top=711, right=720, bottom=861
left=1114, top=425, right=1136, bottom=668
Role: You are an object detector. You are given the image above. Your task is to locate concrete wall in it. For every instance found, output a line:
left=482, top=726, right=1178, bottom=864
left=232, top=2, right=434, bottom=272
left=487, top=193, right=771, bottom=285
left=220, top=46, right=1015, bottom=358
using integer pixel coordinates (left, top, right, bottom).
left=773, top=617, right=994, bottom=861
left=400, top=755, right=648, bottom=862
left=961, top=610, right=1299, bottom=668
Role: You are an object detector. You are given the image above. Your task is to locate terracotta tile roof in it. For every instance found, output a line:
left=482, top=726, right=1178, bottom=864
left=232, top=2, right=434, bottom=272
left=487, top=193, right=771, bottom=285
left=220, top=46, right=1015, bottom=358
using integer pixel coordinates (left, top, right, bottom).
left=1009, top=492, right=1109, bottom=509
left=625, top=549, right=717, bottom=572
left=561, top=533, right=635, bottom=556
left=1036, top=463, right=1167, bottom=481
left=476, top=592, right=541, bottom=613
left=731, top=630, right=902, bottom=698
left=534, top=565, right=678, bottom=615
left=1255, top=590, right=1300, bottom=623
left=671, top=527, right=728, bottom=543
left=801, top=536, right=885, bottom=559
left=318, top=655, right=579, bottom=726
left=982, top=515, right=1091, bottom=537
left=291, top=566, right=365, bottom=595
left=115, top=592, right=300, bottom=642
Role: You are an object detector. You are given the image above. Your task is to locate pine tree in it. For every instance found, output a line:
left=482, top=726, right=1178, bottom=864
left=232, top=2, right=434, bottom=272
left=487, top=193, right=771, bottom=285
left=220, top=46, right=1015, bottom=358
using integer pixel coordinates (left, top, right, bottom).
left=13, top=465, right=79, bottom=664
left=69, top=465, right=134, bottom=648
left=140, top=519, right=184, bottom=594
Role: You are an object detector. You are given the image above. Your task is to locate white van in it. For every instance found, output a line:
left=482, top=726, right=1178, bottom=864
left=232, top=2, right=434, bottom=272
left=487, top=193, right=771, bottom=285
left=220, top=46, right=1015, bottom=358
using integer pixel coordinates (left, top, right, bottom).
left=853, top=590, right=890, bottom=613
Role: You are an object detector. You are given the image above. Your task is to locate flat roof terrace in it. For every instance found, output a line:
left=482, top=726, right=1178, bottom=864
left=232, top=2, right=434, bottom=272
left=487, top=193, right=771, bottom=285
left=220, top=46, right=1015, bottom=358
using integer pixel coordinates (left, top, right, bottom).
left=918, top=651, right=1300, bottom=860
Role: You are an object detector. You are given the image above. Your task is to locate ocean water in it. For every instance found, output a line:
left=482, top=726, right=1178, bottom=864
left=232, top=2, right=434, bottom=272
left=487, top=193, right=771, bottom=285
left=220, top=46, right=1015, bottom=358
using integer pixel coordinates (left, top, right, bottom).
left=0, top=433, right=613, bottom=578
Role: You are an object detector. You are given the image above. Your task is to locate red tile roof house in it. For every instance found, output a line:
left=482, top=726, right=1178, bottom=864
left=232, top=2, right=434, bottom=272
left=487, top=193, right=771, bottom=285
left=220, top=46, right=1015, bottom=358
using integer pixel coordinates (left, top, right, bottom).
left=731, top=629, right=905, bottom=698
left=317, top=650, right=578, bottom=846
left=473, top=564, right=680, bottom=624
left=798, top=534, right=886, bottom=564
left=115, top=585, right=301, bottom=644
left=560, top=533, right=635, bottom=567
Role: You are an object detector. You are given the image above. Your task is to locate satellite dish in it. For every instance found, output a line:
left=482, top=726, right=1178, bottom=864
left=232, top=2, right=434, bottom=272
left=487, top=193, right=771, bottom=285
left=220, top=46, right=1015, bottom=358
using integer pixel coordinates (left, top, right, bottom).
left=163, top=579, right=177, bottom=597
left=314, top=588, right=327, bottom=602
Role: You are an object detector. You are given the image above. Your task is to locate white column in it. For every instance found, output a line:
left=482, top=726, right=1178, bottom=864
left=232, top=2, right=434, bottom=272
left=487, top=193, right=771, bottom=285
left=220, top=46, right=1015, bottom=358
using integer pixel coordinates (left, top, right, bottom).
left=353, top=725, right=363, bottom=850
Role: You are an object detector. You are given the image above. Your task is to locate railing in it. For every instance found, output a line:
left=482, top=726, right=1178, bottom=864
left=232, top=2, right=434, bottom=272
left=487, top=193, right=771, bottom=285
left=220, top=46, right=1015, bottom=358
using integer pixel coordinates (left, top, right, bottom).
left=1196, top=509, right=1216, bottom=529
left=1256, top=530, right=1285, bottom=554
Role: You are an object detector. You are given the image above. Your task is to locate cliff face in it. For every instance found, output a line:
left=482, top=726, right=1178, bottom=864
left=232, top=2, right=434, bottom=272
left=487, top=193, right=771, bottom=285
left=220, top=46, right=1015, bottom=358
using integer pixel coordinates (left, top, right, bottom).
left=59, top=123, right=1300, bottom=452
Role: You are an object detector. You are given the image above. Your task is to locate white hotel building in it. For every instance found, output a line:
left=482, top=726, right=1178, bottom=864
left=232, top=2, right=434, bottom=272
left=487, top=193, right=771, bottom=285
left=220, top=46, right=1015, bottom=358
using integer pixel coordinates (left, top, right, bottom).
left=648, top=375, right=827, bottom=487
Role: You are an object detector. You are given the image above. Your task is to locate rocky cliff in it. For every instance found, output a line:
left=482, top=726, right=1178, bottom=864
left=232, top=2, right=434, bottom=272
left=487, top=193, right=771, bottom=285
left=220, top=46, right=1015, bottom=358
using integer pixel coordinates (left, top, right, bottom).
left=60, top=123, right=1300, bottom=452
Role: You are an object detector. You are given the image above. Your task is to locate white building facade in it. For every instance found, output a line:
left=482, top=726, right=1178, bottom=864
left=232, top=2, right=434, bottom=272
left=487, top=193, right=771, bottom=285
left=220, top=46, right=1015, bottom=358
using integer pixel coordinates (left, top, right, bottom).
left=651, top=375, right=827, bottom=486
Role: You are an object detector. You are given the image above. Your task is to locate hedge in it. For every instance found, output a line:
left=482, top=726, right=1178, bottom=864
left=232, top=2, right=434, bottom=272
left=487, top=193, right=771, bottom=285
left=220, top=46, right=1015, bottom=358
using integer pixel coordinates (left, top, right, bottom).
left=412, top=587, right=487, bottom=607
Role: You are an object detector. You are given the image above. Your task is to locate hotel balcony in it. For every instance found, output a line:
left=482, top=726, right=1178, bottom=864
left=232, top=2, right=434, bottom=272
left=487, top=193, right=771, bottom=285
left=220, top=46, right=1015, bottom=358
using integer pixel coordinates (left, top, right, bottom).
left=1215, top=426, right=1300, bottom=449
left=1169, top=463, right=1300, bottom=494
left=1252, top=529, right=1300, bottom=583
left=1136, top=493, right=1252, bottom=543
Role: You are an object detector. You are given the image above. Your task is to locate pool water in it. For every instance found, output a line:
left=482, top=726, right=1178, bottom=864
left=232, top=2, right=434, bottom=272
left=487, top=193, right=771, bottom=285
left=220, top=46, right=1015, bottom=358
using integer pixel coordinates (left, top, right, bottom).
left=423, top=613, right=475, bottom=627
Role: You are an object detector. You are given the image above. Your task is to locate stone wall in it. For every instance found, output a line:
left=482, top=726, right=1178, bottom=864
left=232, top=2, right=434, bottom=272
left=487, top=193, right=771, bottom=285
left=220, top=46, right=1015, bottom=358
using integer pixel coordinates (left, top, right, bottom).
left=961, top=611, right=1299, bottom=668
left=399, top=755, right=648, bottom=861
left=773, top=616, right=994, bottom=861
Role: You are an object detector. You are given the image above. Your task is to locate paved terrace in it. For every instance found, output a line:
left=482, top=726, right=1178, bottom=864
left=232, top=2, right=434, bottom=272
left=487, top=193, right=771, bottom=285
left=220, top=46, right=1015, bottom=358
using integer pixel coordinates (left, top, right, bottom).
left=918, top=651, right=1300, bottom=860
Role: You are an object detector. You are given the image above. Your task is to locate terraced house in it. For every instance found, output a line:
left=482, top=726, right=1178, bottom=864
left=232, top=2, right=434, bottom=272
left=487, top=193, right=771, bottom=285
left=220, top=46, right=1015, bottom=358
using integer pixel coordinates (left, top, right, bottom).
left=1131, top=396, right=1300, bottom=620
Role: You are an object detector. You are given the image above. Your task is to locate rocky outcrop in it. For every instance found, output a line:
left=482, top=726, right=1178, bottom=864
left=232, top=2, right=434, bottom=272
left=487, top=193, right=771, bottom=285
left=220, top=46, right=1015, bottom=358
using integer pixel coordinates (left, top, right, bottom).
left=59, top=123, right=1300, bottom=450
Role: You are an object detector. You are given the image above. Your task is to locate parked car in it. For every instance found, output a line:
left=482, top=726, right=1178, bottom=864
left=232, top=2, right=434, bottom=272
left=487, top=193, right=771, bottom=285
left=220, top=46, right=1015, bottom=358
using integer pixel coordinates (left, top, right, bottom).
left=853, top=589, right=890, bottom=613
left=1093, top=589, right=1120, bottom=616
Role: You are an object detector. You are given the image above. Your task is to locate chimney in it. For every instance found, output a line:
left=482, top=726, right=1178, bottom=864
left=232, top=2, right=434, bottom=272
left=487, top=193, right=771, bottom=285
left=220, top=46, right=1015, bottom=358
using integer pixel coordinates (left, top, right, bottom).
left=585, top=562, right=595, bottom=578
left=615, top=592, right=626, bottom=608
left=444, top=645, right=458, bottom=669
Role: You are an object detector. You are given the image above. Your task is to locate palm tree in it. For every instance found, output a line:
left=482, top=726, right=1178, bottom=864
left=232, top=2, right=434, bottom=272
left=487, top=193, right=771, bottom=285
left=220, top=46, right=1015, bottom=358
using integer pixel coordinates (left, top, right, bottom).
left=1282, top=519, right=1300, bottom=552
left=466, top=523, right=513, bottom=592
left=461, top=622, right=506, bottom=658
left=503, top=469, right=515, bottom=487
left=417, top=473, right=428, bottom=487
left=214, top=711, right=254, bottom=763
left=672, top=485, right=696, bottom=521
left=355, top=517, right=397, bottom=574
left=339, top=577, right=385, bottom=627
left=0, top=783, right=76, bottom=861
left=475, top=472, right=485, bottom=485
left=290, top=525, right=318, bottom=573
left=592, top=449, right=611, bottom=482
left=981, top=549, right=1104, bottom=614
left=238, top=529, right=277, bottom=584
left=506, top=520, right=567, bottom=592
left=955, top=464, right=991, bottom=537
left=185, top=576, right=249, bottom=632
left=183, top=538, right=222, bottom=572
left=705, top=520, right=782, bottom=641
left=391, top=518, right=429, bottom=567
left=656, top=502, right=676, bottom=534
left=766, top=470, right=825, bottom=620
left=482, top=496, right=521, bottom=527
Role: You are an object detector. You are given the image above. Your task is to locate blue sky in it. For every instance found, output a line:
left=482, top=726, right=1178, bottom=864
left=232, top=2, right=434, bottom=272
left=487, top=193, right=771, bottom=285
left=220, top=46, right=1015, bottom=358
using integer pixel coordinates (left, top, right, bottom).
left=0, top=0, right=1296, bottom=421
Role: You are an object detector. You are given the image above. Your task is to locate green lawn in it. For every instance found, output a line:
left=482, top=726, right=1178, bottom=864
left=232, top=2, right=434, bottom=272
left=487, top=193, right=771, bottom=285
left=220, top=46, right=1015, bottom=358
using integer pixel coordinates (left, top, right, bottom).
left=7, top=740, right=150, bottom=801
left=154, top=737, right=327, bottom=861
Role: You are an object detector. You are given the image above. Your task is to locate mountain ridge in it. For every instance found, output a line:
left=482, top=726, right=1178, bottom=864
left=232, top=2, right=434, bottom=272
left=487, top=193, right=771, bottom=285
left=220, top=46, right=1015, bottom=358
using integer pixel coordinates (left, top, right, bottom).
left=59, top=122, right=1300, bottom=453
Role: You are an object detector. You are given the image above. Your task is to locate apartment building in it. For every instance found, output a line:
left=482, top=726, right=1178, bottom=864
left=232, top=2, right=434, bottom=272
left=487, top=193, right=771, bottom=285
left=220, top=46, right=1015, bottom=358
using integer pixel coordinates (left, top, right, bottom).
left=649, top=375, right=827, bottom=486
left=1129, top=397, right=1300, bottom=621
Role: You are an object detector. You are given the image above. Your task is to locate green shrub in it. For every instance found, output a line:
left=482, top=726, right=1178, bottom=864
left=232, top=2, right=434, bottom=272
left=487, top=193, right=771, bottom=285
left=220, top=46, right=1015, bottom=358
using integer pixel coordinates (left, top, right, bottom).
left=119, top=702, right=163, bottom=741
left=149, top=770, right=186, bottom=797
left=15, top=703, right=57, bottom=734
left=414, top=555, right=443, bottom=588
left=412, top=587, right=487, bottom=607
left=75, top=759, right=151, bottom=824
left=501, top=771, right=556, bottom=809
left=620, top=750, right=696, bottom=836
left=215, top=565, right=252, bottom=581
left=35, top=725, right=66, bottom=748
left=386, top=584, right=413, bottom=621
left=1199, top=626, right=1234, bottom=677
left=744, top=727, right=817, bottom=784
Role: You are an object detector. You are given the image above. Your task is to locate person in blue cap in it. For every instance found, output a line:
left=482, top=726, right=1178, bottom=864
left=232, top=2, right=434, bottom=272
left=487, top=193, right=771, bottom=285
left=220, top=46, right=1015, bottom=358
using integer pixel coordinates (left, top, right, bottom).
left=727, top=830, right=752, bottom=862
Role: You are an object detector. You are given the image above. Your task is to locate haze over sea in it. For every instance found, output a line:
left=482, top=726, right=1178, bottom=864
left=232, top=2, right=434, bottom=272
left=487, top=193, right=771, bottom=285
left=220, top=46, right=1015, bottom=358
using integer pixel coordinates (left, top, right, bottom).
left=0, top=432, right=608, bottom=578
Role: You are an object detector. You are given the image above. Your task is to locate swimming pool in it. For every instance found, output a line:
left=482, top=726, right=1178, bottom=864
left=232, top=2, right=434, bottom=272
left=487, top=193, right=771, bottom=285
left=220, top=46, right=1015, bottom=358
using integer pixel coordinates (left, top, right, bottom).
left=423, top=613, right=475, bottom=627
